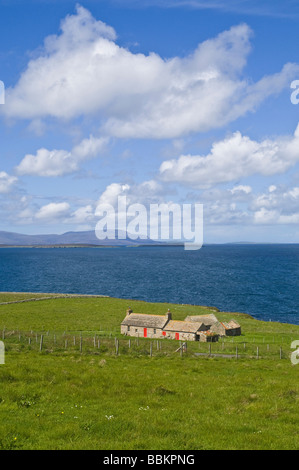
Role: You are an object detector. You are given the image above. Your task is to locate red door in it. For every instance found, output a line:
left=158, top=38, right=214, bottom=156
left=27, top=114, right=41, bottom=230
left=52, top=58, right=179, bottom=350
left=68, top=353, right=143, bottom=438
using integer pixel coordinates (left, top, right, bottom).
left=144, top=328, right=147, bottom=338
left=175, top=332, right=179, bottom=340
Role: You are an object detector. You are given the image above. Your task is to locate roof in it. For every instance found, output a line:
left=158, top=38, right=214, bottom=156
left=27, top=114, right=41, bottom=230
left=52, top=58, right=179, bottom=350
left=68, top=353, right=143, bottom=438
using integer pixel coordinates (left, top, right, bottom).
left=228, top=320, right=241, bottom=328
left=215, top=320, right=241, bottom=330
left=184, top=314, right=218, bottom=325
left=163, top=320, right=204, bottom=334
left=121, top=313, right=169, bottom=329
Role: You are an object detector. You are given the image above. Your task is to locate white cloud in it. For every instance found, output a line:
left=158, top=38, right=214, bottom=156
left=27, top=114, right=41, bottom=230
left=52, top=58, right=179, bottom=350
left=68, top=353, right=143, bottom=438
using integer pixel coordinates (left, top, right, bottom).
left=251, top=185, right=299, bottom=224
left=66, top=204, right=95, bottom=224
left=35, top=202, right=70, bottom=220
left=160, top=124, right=299, bottom=187
left=0, top=171, right=18, bottom=193
left=230, top=185, right=252, bottom=195
left=16, top=135, right=108, bottom=177
left=2, top=6, right=298, bottom=139
left=96, top=183, right=130, bottom=211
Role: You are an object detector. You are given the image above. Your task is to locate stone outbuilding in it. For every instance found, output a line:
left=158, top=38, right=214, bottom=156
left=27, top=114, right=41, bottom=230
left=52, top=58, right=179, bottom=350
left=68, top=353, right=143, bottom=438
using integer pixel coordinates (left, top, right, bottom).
left=210, top=320, right=241, bottom=337
left=162, top=320, right=209, bottom=342
left=121, top=308, right=172, bottom=339
left=198, top=331, right=219, bottom=342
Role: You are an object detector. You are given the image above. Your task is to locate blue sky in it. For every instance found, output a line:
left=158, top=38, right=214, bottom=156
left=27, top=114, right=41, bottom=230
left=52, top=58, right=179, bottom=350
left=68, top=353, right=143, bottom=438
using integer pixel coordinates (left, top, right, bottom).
left=1, top=0, right=299, bottom=242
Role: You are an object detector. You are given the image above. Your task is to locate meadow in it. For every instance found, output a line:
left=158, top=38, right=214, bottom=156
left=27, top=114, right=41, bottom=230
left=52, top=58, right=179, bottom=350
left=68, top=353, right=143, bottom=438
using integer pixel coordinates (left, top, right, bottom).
left=0, top=292, right=299, bottom=450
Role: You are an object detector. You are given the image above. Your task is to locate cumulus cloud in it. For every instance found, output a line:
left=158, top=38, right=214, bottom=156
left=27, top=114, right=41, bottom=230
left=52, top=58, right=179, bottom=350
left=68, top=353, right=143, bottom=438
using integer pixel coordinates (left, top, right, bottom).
left=95, top=179, right=167, bottom=214
left=2, top=5, right=298, bottom=139
left=35, top=202, right=71, bottom=220
left=0, top=171, right=17, bottom=193
left=16, top=135, right=108, bottom=177
left=66, top=204, right=95, bottom=225
left=250, top=185, right=299, bottom=224
left=159, top=124, right=299, bottom=187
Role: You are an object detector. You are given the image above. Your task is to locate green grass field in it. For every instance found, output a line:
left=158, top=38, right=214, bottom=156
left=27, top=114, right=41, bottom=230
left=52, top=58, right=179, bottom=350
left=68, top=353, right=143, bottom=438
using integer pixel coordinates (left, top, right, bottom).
left=0, top=292, right=299, bottom=450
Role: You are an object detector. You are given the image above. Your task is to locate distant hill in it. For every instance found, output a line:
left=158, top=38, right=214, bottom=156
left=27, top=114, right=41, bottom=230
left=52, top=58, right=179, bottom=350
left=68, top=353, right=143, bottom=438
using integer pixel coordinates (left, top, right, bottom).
left=0, top=230, right=170, bottom=247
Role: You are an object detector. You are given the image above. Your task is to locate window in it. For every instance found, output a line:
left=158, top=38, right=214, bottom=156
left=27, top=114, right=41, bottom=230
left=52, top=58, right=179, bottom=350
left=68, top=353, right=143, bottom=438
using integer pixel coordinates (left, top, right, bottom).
left=127, top=326, right=130, bottom=332
left=153, top=328, right=156, bottom=334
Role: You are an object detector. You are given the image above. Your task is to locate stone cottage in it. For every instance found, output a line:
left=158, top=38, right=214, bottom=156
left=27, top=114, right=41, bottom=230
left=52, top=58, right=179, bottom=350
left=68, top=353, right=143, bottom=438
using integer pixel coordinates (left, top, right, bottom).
left=210, top=320, right=241, bottom=337
left=121, top=308, right=172, bottom=339
left=120, top=309, right=241, bottom=343
left=162, top=319, right=209, bottom=342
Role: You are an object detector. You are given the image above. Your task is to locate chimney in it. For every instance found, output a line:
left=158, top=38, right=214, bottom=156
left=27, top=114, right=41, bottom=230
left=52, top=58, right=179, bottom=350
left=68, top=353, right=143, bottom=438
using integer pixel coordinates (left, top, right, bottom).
left=166, top=309, right=172, bottom=321
left=126, top=307, right=133, bottom=316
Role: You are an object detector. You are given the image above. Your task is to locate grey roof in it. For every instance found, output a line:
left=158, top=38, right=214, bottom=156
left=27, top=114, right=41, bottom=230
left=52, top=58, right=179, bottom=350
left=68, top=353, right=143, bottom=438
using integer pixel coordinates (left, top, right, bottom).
left=163, top=320, right=204, bottom=334
left=121, top=313, right=169, bottom=329
left=228, top=319, right=241, bottom=328
left=213, top=320, right=241, bottom=330
left=184, top=313, right=218, bottom=325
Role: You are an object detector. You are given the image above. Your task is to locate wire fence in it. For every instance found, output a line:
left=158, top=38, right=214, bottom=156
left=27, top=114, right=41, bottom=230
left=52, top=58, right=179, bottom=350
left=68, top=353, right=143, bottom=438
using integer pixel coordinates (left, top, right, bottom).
left=0, top=328, right=294, bottom=361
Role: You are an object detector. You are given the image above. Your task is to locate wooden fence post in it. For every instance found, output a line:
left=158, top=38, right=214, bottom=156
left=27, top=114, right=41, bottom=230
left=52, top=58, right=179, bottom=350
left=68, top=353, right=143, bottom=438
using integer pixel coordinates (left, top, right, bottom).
left=39, top=335, right=43, bottom=352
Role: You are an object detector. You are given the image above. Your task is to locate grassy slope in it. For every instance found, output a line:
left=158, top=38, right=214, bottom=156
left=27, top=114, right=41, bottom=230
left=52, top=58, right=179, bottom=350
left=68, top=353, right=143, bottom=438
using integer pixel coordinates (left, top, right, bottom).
left=0, top=293, right=299, bottom=450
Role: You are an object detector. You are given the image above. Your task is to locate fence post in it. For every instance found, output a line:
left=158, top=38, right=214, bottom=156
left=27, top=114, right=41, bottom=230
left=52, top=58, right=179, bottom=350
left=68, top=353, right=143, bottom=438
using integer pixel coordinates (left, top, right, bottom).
left=280, top=347, right=282, bottom=359
left=257, top=346, right=259, bottom=360
left=236, top=345, right=238, bottom=359
left=116, top=339, right=119, bottom=356
left=150, top=342, right=153, bottom=357
left=80, top=333, right=83, bottom=353
left=39, top=335, right=43, bottom=352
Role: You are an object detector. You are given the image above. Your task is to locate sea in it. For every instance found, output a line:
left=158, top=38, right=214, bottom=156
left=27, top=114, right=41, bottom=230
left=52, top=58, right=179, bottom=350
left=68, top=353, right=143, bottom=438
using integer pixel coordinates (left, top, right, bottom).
left=0, top=244, right=298, bottom=325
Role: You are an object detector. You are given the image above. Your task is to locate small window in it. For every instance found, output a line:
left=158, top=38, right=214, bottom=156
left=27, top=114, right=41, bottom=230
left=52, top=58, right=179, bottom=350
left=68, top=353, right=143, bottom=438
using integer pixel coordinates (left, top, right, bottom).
left=127, top=326, right=130, bottom=332
left=153, top=328, right=156, bottom=334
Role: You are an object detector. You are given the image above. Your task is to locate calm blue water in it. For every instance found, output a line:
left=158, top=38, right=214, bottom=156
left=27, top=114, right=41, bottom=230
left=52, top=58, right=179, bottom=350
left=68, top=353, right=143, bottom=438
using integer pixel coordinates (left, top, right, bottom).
left=0, top=245, right=298, bottom=324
